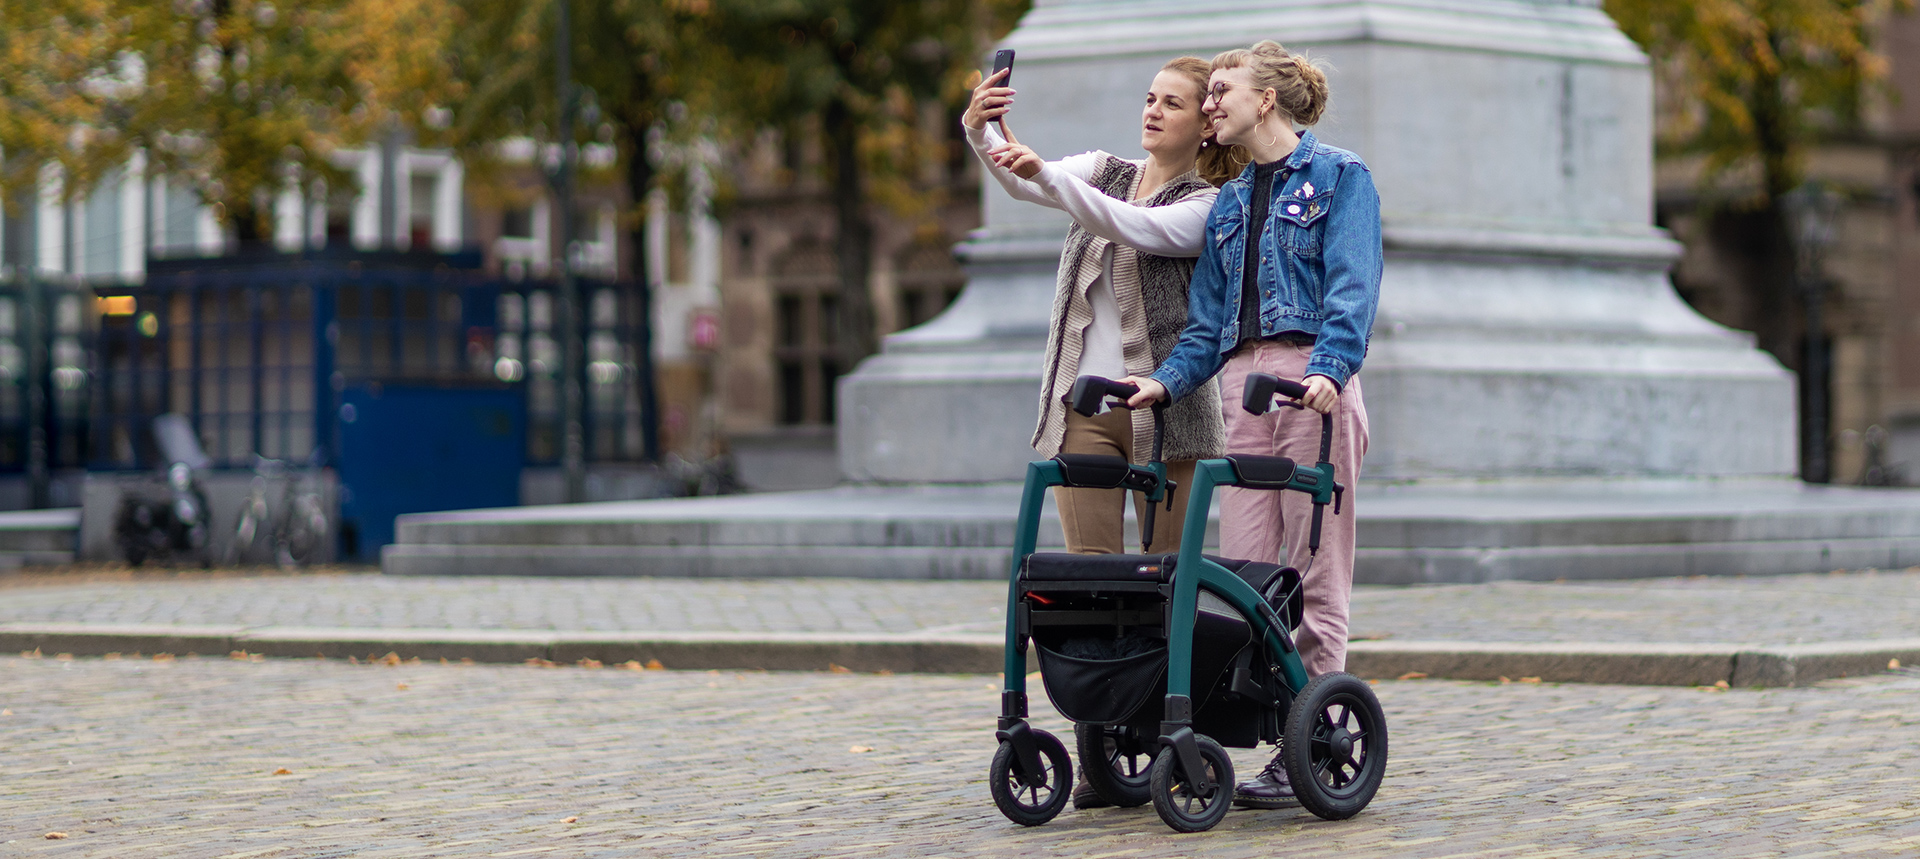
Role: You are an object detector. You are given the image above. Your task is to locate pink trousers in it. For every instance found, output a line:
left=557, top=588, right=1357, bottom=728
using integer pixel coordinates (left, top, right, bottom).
left=1216, top=341, right=1369, bottom=676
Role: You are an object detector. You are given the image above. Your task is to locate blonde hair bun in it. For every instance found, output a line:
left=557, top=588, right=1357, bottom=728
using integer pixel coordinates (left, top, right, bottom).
left=1212, top=40, right=1330, bottom=127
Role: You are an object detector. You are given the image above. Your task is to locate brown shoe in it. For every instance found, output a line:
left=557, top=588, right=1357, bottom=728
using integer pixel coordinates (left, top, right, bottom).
left=1232, top=755, right=1299, bottom=809
left=1071, top=774, right=1112, bottom=810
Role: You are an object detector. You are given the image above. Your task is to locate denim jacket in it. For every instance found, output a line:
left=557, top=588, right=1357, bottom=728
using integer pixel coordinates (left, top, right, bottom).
left=1150, top=130, right=1382, bottom=401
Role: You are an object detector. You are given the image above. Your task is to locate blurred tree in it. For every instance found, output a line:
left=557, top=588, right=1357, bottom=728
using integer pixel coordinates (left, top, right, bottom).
left=444, top=0, right=1025, bottom=420
left=1607, top=0, right=1906, bottom=206
left=693, top=0, right=1028, bottom=362
left=1606, top=0, right=1910, bottom=483
left=0, top=0, right=460, bottom=245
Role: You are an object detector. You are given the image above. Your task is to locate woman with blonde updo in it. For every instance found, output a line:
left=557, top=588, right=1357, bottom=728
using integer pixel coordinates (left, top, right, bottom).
left=1120, top=40, right=1382, bottom=811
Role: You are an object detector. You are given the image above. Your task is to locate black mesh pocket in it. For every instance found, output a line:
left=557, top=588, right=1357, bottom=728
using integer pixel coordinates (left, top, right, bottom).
left=1035, top=637, right=1168, bottom=724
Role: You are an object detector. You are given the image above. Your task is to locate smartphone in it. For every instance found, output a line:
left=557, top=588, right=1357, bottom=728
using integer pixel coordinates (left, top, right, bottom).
left=991, top=49, right=1015, bottom=88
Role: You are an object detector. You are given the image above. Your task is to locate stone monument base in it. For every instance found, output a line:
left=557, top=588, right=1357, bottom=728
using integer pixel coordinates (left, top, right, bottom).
left=384, top=479, right=1920, bottom=583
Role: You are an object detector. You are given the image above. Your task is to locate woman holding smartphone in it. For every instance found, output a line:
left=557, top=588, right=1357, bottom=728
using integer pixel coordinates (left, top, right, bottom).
left=1119, top=41, right=1381, bottom=810
left=963, top=56, right=1242, bottom=563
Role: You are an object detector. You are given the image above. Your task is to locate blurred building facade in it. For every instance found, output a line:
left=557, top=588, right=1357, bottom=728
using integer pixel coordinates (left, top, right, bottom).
left=1654, top=10, right=1920, bottom=487
left=0, top=138, right=708, bottom=513
left=711, top=114, right=980, bottom=490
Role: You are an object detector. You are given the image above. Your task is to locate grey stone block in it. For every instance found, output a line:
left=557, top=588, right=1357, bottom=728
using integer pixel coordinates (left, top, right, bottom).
left=1730, top=639, right=1920, bottom=688
left=237, top=627, right=555, bottom=663
left=1347, top=641, right=1739, bottom=686
left=548, top=634, right=1011, bottom=674
left=0, top=623, right=242, bottom=657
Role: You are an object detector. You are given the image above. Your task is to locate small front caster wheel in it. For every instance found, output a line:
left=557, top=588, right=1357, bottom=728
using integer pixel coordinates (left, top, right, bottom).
left=990, top=728, right=1071, bottom=826
left=1284, top=671, right=1388, bottom=820
left=1148, top=734, right=1234, bottom=833
left=1075, top=723, right=1152, bottom=808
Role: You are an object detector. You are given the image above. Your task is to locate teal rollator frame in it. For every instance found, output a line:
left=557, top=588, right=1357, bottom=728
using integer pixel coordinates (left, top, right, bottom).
left=988, top=374, right=1388, bottom=832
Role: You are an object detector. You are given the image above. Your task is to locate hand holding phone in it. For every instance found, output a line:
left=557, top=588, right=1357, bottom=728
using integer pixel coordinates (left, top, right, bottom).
left=965, top=49, right=1020, bottom=136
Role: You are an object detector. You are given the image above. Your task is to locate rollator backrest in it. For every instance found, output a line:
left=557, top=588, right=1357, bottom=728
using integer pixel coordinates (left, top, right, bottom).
left=1223, top=454, right=1298, bottom=489
left=1053, top=453, right=1132, bottom=488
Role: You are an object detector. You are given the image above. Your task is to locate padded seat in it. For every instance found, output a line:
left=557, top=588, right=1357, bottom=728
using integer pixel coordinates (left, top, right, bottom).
left=1023, top=552, right=1175, bottom=583
left=1022, top=552, right=1293, bottom=594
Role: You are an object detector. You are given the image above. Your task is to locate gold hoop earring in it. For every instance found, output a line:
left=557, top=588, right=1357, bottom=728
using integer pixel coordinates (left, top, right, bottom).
left=1259, top=122, right=1279, bottom=149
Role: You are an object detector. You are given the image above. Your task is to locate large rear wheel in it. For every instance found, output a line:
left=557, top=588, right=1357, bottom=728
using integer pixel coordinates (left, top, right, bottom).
left=1283, top=671, right=1388, bottom=820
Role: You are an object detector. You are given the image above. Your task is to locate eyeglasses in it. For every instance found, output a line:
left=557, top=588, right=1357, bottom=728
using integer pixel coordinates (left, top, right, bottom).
left=1204, top=81, right=1256, bottom=104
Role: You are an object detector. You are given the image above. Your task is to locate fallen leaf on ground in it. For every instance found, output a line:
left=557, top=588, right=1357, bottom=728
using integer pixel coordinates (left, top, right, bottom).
left=645, top=659, right=664, bottom=670
left=103, top=653, right=122, bottom=661
left=1498, top=676, right=1512, bottom=684
left=1892, top=658, right=1903, bottom=670
left=577, top=659, right=603, bottom=669
left=152, top=653, right=174, bottom=662
left=524, top=658, right=559, bottom=668
left=828, top=663, right=853, bottom=674
left=876, top=669, right=893, bottom=676
left=381, top=652, right=402, bottom=666
left=1396, top=671, right=1428, bottom=681
left=55, top=653, right=73, bottom=661
left=2, top=709, right=12, bottom=716
left=1519, top=677, right=1542, bottom=684
left=21, top=648, right=42, bottom=659
left=44, top=832, right=67, bottom=840
left=1714, top=680, right=1730, bottom=689
left=396, top=684, right=410, bottom=691
left=562, top=816, right=579, bottom=824
left=460, top=658, right=475, bottom=665
left=230, top=651, right=251, bottom=660
left=849, top=745, right=873, bottom=753
left=272, top=768, right=292, bottom=775
left=620, top=660, right=645, bottom=671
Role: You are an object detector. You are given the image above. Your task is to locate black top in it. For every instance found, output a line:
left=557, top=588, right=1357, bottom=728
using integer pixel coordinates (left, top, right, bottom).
left=1237, top=160, right=1288, bottom=353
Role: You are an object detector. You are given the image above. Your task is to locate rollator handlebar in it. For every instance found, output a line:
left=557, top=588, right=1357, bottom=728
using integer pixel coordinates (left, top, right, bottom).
left=1239, top=372, right=1309, bottom=416
left=1239, top=372, right=1343, bottom=555
left=1066, top=375, right=1173, bottom=553
left=1066, top=375, right=1141, bottom=417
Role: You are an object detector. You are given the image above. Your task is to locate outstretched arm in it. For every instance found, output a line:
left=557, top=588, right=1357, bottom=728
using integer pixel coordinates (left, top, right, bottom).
left=1031, top=166, right=1215, bottom=257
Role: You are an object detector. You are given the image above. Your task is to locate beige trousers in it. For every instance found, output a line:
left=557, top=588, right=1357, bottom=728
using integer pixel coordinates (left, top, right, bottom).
left=1054, top=408, right=1198, bottom=555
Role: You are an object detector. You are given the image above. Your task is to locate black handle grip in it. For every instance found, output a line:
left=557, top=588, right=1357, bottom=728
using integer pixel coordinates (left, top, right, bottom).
left=1067, top=375, right=1140, bottom=417
left=1241, top=373, right=1309, bottom=415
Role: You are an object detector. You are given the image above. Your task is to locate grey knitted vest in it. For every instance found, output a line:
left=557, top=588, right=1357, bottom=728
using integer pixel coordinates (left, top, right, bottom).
left=1032, top=155, right=1225, bottom=464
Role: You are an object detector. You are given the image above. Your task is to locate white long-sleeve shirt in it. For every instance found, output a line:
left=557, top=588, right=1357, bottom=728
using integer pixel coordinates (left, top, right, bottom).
left=966, top=123, right=1216, bottom=381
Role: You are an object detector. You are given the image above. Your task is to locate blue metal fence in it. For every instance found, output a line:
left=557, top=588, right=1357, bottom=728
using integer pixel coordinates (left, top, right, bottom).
left=87, top=250, right=657, bottom=472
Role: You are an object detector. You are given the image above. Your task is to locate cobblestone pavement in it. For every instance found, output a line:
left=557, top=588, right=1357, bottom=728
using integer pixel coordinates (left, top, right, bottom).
left=4, top=567, right=1919, bottom=644
left=3, top=655, right=1918, bottom=857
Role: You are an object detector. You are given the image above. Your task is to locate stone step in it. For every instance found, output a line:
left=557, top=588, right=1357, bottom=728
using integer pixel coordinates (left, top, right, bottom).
left=384, top=479, right=1920, bottom=583
left=0, top=508, right=80, bottom=568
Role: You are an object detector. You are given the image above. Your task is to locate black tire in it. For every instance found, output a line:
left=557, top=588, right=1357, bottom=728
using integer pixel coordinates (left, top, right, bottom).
left=1283, top=671, right=1388, bottom=821
left=1148, top=734, right=1234, bottom=833
left=989, top=729, right=1071, bottom=827
left=1075, top=723, right=1152, bottom=808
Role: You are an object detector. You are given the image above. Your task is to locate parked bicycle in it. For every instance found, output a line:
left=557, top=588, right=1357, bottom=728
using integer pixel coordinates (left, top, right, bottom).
left=114, top=414, right=214, bottom=568
left=225, top=451, right=330, bottom=568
